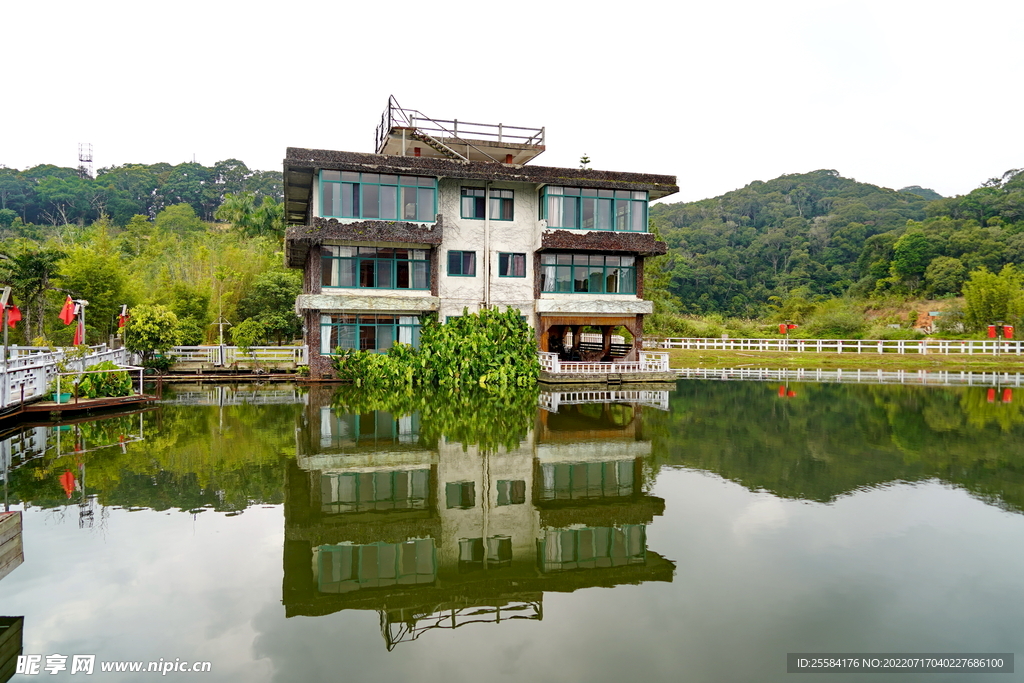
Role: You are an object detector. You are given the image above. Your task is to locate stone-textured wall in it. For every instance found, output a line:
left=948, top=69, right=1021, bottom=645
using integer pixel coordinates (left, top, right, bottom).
left=540, top=230, right=667, bottom=256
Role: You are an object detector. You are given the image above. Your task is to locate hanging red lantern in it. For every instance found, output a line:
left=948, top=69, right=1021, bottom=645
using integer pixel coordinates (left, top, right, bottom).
left=778, top=385, right=786, bottom=397
left=1003, top=325, right=1014, bottom=339
left=779, top=324, right=787, bottom=335
left=787, top=389, right=797, bottom=398
left=1003, top=388, right=1013, bottom=404
left=988, top=325, right=997, bottom=338
left=987, top=388, right=996, bottom=403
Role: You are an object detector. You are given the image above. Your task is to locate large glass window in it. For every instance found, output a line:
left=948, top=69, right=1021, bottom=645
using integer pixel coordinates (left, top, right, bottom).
left=540, top=186, right=648, bottom=232
left=445, top=481, right=476, bottom=509
left=459, top=536, right=513, bottom=573
left=498, top=252, right=526, bottom=278
left=320, top=469, right=430, bottom=514
left=318, top=539, right=436, bottom=592
left=321, top=170, right=436, bottom=222
left=539, top=460, right=635, bottom=501
left=539, top=253, right=636, bottom=294
left=321, top=245, right=429, bottom=290
left=460, top=187, right=514, bottom=220
left=320, top=314, right=422, bottom=354
left=538, top=525, right=645, bottom=572
left=447, top=250, right=476, bottom=276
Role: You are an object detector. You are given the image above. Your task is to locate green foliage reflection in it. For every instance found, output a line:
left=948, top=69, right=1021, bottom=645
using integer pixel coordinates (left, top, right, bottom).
left=330, top=384, right=539, bottom=452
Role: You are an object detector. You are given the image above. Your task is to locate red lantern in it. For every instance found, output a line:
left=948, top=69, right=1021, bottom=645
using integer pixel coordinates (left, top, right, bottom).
left=1003, top=389, right=1013, bottom=404
left=779, top=324, right=787, bottom=335
left=1003, top=325, right=1014, bottom=340
left=987, top=388, right=996, bottom=403
left=988, top=325, right=997, bottom=338
left=778, top=385, right=786, bottom=397
left=787, top=389, right=796, bottom=398
left=788, top=323, right=798, bottom=330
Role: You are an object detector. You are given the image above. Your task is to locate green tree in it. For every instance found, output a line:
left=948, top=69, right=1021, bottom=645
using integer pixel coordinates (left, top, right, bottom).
left=154, top=203, right=205, bottom=235
left=123, top=304, right=179, bottom=360
left=924, top=256, right=967, bottom=297
left=0, top=244, right=66, bottom=340
left=230, top=317, right=269, bottom=351
left=236, top=271, right=302, bottom=345
left=962, top=265, right=1024, bottom=332
left=58, top=229, right=132, bottom=343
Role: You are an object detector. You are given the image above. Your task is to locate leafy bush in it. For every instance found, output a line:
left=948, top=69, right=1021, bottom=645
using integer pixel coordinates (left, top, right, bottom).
left=798, top=300, right=868, bottom=339
left=76, top=361, right=133, bottom=398
left=331, top=307, right=538, bottom=388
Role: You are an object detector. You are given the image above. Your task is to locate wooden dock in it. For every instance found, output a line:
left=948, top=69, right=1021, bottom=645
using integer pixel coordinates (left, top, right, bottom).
left=20, top=394, right=158, bottom=414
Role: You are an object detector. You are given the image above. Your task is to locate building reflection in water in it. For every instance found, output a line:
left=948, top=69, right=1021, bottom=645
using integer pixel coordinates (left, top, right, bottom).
left=284, top=386, right=675, bottom=650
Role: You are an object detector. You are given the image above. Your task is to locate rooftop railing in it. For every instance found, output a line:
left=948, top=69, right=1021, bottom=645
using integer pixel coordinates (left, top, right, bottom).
left=375, top=96, right=545, bottom=162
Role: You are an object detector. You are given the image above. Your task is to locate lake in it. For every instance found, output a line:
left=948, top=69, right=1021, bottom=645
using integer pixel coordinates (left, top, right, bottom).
left=1, top=378, right=1022, bottom=681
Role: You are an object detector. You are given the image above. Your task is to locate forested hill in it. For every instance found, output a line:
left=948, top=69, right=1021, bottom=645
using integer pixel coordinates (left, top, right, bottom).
left=650, top=168, right=1024, bottom=316
left=0, top=159, right=282, bottom=228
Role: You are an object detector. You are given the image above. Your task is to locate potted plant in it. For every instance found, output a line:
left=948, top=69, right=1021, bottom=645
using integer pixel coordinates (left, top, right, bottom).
left=48, top=373, right=77, bottom=403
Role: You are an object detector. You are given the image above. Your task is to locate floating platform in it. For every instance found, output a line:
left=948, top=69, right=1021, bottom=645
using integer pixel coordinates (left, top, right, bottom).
left=21, top=394, right=158, bottom=414
left=539, top=370, right=678, bottom=385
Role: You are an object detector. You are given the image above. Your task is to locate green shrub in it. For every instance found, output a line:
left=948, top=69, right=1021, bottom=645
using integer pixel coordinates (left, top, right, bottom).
left=331, top=307, right=538, bottom=389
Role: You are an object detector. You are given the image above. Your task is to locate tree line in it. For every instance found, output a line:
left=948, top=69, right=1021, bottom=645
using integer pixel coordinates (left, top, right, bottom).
left=0, top=157, right=298, bottom=349
left=650, top=167, right=1024, bottom=329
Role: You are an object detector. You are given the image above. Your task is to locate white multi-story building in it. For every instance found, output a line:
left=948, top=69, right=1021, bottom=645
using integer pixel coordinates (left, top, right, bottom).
left=283, top=99, right=679, bottom=378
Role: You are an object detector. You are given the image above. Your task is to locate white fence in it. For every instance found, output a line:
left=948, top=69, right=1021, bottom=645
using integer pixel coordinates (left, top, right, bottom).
left=167, top=345, right=308, bottom=366
left=162, top=385, right=308, bottom=406
left=645, top=337, right=1023, bottom=356
left=676, top=367, right=1024, bottom=387
left=1, top=346, right=130, bottom=410
left=539, top=389, right=670, bottom=412
left=539, top=351, right=670, bottom=375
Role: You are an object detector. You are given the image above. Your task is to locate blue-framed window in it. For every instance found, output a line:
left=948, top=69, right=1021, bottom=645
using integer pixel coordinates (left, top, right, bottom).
left=321, top=469, right=430, bottom=513
left=539, top=460, right=635, bottom=500
left=318, top=540, right=436, bottom=592
left=538, top=525, right=645, bottom=573
left=497, top=480, right=526, bottom=506
left=320, top=170, right=436, bottom=222
left=447, top=250, right=476, bottom=276
left=540, top=253, right=636, bottom=294
left=461, top=187, right=514, bottom=220
left=320, top=314, right=422, bottom=354
left=446, top=481, right=476, bottom=509
left=498, top=252, right=526, bottom=277
left=321, top=246, right=429, bottom=290
left=540, top=186, right=648, bottom=232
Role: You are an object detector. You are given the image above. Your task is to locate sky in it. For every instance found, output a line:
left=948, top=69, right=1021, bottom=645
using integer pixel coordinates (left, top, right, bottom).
left=2, top=0, right=1022, bottom=203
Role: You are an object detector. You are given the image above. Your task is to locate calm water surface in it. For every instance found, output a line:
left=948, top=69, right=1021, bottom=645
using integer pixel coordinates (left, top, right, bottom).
left=2, top=380, right=1023, bottom=682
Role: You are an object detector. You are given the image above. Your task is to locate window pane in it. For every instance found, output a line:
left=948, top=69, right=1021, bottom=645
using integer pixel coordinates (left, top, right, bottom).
left=322, top=182, right=339, bottom=216
left=448, top=251, right=461, bottom=275
left=376, top=259, right=393, bottom=288
left=377, top=324, right=394, bottom=351
left=379, top=174, right=397, bottom=185
left=359, top=325, right=376, bottom=351
left=417, top=188, right=434, bottom=221
left=396, top=260, right=410, bottom=288
left=513, top=253, right=525, bottom=277
left=581, top=197, right=596, bottom=230
left=380, top=185, right=397, bottom=219
left=359, top=260, right=375, bottom=287
left=322, top=256, right=334, bottom=286
left=322, top=170, right=341, bottom=181
left=621, top=267, right=636, bottom=293
left=342, top=171, right=359, bottom=182
left=413, top=261, right=429, bottom=289
left=362, top=184, right=379, bottom=218
left=462, top=251, right=476, bottom=276
left=597, top=198, right=613, bottom=230
left=631, top=200, right=646, bottom=231
left=403, top=187, right=418, bottom=219
left=499, top=253, right=509, bottom=275
left=556, top=266, right=572, bottom=292
left=606, top=267, right=620, bottom=293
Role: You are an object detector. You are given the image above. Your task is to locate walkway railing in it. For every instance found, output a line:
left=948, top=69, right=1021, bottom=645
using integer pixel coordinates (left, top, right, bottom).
left=539, top=389, right=670, bottom=412
left=539, top=351, right=670, bottom=374
left=677, top=367, right=1024, bottom=387
left=645, top=337, right=1023, bottom=355
left=1, top=346, right=129, bottom=410
left=167, top=345, right=308, bottom=366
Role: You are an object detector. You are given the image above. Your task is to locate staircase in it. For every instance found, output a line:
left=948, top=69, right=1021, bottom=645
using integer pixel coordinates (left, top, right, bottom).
left=410, top=130, right=468, bottom=161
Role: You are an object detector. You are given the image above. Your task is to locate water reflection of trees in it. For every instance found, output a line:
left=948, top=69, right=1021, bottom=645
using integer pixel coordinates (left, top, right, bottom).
left=646, top=381, right=1024, bottom=513
left=5, top=392, right=303, bottom=512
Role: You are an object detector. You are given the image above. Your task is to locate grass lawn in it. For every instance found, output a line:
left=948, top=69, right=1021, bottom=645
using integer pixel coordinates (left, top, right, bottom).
left=666, top=349, right=1024, bottom=372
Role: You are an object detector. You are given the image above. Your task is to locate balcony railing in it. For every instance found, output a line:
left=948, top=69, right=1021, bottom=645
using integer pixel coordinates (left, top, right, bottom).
left=375, top=96, right=544, bottom=162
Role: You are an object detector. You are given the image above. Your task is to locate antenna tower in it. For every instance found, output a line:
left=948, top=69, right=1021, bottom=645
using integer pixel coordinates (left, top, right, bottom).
left=78, top=143, right=93, bottom=179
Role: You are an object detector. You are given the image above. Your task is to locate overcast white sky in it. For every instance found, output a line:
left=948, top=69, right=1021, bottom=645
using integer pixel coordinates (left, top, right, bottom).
left=2, top=0, right=1021, bottom=203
